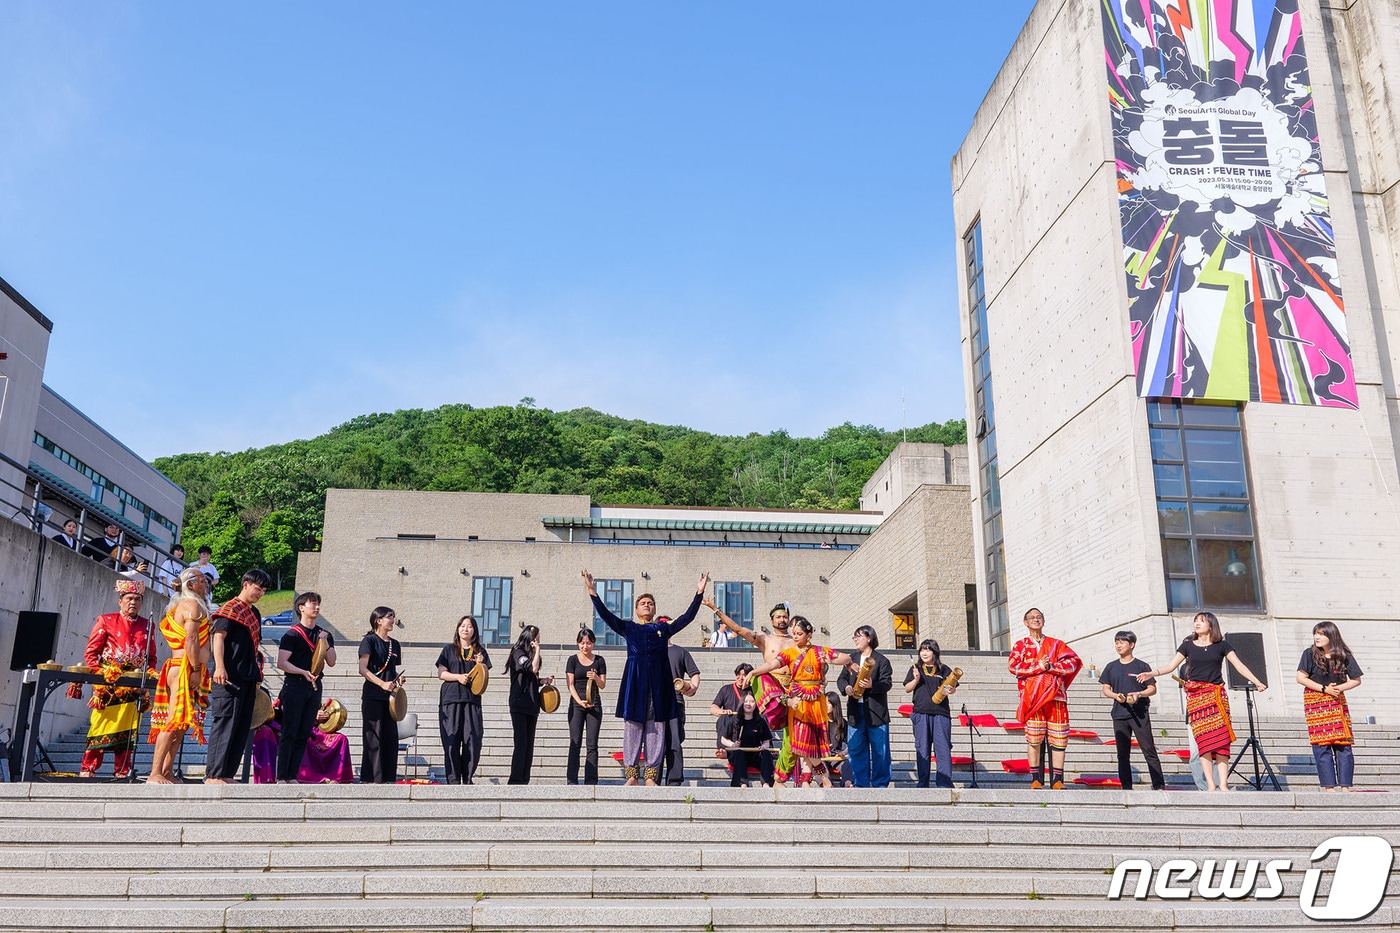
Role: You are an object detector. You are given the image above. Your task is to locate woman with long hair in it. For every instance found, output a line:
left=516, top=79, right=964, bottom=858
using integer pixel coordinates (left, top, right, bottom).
left=436, top=615, right=492, bottom=785
left=1136, top=612, right=1266, bottom=791
left=357, top=606, right=403, bottom=783
left=507, top=625, right=552, bottom=784
left=747, top=617, right=854, bottom=788
left=904, top=638, right=957, bottom=788
left=565, top=628, right=608, bottom=784
left=1296, top=621, right=1363, bottom=790
left=147, top=568, right=213, bottom=784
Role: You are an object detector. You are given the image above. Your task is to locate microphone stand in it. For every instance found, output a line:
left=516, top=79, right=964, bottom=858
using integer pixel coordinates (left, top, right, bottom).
left=131, top=613, right=154, bottom=784
left=961, top=704, right=981, bottom=788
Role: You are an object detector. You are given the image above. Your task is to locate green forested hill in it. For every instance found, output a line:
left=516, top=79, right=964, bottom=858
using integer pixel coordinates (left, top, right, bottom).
left=153, top=401, right=965, bottom=597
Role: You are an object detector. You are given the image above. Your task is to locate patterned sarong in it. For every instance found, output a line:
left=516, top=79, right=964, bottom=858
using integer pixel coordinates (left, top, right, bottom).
left=148, top=608, right=211, bottom=743
left=1303, top=690, right=1354, bottom=746
left=85, top=701, right=139, bottom=755
left=1185, top=681, right=1234, bottom=756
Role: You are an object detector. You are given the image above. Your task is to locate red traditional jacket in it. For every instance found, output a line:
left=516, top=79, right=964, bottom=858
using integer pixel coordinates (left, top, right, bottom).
left=84, top=613, right=157, bottom=671
left=1008, top=635, right=1082, bottom=722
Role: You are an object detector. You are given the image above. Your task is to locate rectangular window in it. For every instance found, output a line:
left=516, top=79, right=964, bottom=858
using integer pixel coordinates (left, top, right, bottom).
left=1148, top=400, right=1262, bottom=611
left=714, top=581, right=754, bottom=629
left=471, top=576, right=514, bottom=645
left=965, top=219, right=1010, bottom=649
left=592, top=578, right=633, bottom=647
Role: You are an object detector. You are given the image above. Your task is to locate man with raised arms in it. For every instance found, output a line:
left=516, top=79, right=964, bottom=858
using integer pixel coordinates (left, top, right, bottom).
left=703, top=598, right=798, bottom=783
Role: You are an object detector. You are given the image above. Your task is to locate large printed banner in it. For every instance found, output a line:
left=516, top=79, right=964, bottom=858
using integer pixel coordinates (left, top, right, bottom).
left=1103, top=0, right=1356, bottom=408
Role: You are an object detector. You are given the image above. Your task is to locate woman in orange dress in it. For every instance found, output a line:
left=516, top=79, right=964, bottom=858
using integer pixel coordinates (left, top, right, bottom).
left=148, top=567, right=213, bottom=784
left=747, top=618, right=853, bottom=788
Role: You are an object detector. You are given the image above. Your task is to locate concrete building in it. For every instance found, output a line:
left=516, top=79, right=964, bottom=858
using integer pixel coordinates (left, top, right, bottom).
left=297, top=444, right=976, bottom=651
left=952, top=0, right=1400, bottom=722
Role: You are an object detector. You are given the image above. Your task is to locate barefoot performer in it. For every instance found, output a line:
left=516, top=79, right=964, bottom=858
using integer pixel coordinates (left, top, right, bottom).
left=583, top=570, right=709, bottom=785
left=706, top=597, right=799, bottom=782
left=147, top=568, right=214, bottom=784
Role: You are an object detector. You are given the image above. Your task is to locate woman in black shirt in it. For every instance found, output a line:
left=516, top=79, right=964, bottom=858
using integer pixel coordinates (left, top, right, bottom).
left=565, top=628, right=608, bottom=785
left=507, top=625, right=552, bottom=785
left=357, top=606, right=403, bottom=784
left=903, top=638, right=956, bottom=788
left=436, top=615, right=492, bottom=785
left=1136, top=611, right=1265, bottom=791
left=1295, top=621, right=1364, bottom=790
left=721, top=692, right=774, bottom=786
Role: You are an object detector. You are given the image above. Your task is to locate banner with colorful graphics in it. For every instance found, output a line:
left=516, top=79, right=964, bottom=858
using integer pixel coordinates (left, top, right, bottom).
left=1103, top=0, right=1355, bottom=408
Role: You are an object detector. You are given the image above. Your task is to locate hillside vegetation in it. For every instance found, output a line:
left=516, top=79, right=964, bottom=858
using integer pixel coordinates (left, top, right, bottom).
left=153, top=400, right=965, bottom=599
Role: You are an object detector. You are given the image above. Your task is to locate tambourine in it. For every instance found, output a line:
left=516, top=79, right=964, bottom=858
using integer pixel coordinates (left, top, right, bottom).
left=310, top=636, right=330, bottom=677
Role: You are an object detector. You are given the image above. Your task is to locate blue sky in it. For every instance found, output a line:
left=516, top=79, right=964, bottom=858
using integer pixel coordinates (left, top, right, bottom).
left=1, top=2, right=1037, bottom=459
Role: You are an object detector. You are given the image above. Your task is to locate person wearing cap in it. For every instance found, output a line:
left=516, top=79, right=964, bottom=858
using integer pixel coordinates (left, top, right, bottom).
left=147, top=567, right=214, bottom=784
left=77, top=579, right=158, bottom=779
left=1098, top=630, right=1166, bottom=791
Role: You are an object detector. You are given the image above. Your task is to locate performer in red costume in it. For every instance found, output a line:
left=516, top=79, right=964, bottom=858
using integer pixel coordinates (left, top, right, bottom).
left=78, top=579, right=158, bottom=779
left=1008, top=607, right=1081, bottom=789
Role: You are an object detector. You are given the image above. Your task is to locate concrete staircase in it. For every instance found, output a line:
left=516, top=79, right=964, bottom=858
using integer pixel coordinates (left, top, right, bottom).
left=40, top=644, right=1400, bottom=790
left=0, top=782, right=1395, bottom=931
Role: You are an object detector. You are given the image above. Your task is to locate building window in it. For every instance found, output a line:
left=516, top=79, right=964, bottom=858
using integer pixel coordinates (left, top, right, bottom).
left=714, top=581, right=753, bottom=629
left=1148, top=400, right=1262, bottom=611
left=592, top=578, right=633, bottom=647
left=965, top=219, right=1010, bottom=649
left=471, top=576, right=514, bottom=645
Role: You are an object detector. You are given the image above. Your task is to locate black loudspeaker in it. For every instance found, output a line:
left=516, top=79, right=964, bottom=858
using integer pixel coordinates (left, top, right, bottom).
left=1225, top=631, right=1267, bottom=690
left=9, top=611, right=61, bottom=672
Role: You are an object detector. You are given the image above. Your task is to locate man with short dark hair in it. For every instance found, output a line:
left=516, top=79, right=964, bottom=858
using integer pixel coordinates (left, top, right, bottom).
left=1099, top=630, right=1166, bottom=791
left=205, top=569, right=272, bottom=783
left=838, top=625, right=893, bottom=787
left=193, top=546, right=220, bottom=587
left=84, top=524, right=122, bottom=566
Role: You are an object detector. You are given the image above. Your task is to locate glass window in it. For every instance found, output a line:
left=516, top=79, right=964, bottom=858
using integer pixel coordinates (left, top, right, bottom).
left=1148, top=399, right=1261, bottom=612
left=714, top=581, right=754, bottom=629
left=592, top=578, right=633, bottom=647
left=471, top=577, right=514, bottom=645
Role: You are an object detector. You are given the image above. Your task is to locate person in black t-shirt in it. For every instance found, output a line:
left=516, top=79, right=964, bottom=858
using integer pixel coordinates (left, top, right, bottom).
left=1296, top=621, right=1364, bottom=790
left=720, top=692, right=774, bottom=786
left=902, top=639, right=957, bottom=789
left=436, top=615, right=493, bottom=785
left=206, top=569, right=272, bottom=784
left=663, top=638, right=701, bottom=785
left=357, top=606, right=403, bottom=784
left=709, top=663, right=752, bottom=752
left=274, top=591, right=337, bottom=783
left=1098, top=630, right=1164, bottom=791
left=507, top=625, right=553, bottom=785
left=565, top=628, right=607, bottom=785
left=1136, top=611, right=1266, bottom=791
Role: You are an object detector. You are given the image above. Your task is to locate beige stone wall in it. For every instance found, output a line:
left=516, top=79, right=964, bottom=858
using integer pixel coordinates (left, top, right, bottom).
left=321, top=488, right=592, bottom=549
left=828, top=485, right=976, bottom=651
left=859, top=443, right=969, bottom=514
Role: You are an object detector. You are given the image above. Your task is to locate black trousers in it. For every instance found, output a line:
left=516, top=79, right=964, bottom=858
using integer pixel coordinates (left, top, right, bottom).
left=509, top=708, right=538, bottom=785
left=277, top=682, right=321, bottom=782
left=206, top=679, right=258, bottom=780
left=663, top=706, right=687, bottom=785
left=727, top=748, right=774, bottom=786
left=1113, top=712, right=1166, bottom=790
left=567, top=704, right=602, bottom=784
left=361, top=697, right=398, bottom=784
left=440, top=702, right=484, bottom=784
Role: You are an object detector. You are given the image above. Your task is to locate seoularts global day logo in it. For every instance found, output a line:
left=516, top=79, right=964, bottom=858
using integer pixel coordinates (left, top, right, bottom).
left=1101, top=0, right=1355, bottom=408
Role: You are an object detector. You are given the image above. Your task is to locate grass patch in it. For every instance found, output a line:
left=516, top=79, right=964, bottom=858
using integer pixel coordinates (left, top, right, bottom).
left=259, top=590, right=295, bottom=615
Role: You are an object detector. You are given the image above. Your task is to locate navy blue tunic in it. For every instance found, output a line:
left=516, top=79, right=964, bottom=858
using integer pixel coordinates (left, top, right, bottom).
left=591, top=592, right=702, bottom=724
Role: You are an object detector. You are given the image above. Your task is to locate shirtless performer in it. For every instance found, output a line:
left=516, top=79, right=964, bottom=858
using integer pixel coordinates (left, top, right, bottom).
left=703, top=598, right=797, bottom=782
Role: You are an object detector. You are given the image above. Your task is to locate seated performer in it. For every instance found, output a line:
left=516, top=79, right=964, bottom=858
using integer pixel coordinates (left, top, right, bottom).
left=1296, top=621, right=1363, bottom=791
left=709, top=663, right=752, bottom=752
left=746, top=618, right=853, bottom=788
left=720, top=692, right=774, bottom=786
left=148, top=568, right=213, bottom=784
left=1008, top=608, right=1082, bottom=789
left=1135, top=611, right=1266, bottom=791
left=1097, top=630, right=1165, bottom=791
left=77, top=579, right=158, bottom=779
left=583, top=569, right=708, bottom=786
left=252, top=699, right=354, bottom=784
left=274, top=592, right=337, bottom=783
